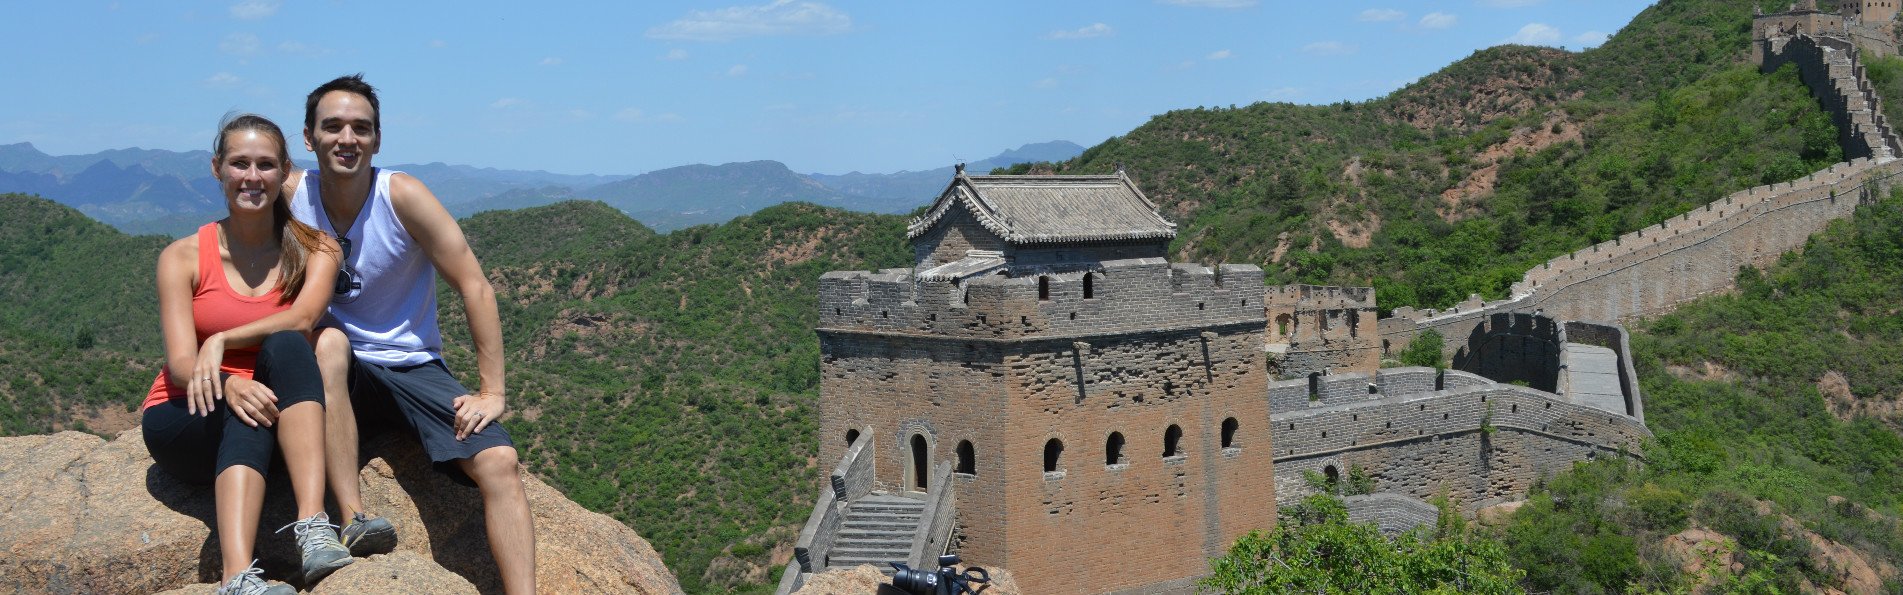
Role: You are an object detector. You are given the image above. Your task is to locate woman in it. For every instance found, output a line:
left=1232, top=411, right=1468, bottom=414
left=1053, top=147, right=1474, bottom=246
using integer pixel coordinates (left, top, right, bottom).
left=142, top=113, right=352, bottom=595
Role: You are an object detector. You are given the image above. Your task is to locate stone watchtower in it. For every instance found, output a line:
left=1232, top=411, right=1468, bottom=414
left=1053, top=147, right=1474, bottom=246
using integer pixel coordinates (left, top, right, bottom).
left=1263, top=285, right=1379, bottom=379
left=817, top=170, right=1274, bottom=594
left=1848, top=0, right=1901, bottom=26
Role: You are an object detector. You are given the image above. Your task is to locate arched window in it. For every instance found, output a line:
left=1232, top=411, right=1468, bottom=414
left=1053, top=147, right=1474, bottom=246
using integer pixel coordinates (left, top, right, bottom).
left=1276, top=314, right=1292, bottom=338
left=909, top=434, right=929, bottom=491
left=1324, top=465, right=1340, bottom=486
left=1082, top=273, right=1096, bottom=299
left=1221, top=418, right=1240, bottom=448
left=1163, top=425, right=1183, bottom=457
left=845, top=429, right=860, bottom=447
left=1308, top=372, right=1322, bottom=399
left=956, top=440, right=975, bottom=475
left=1043, top=438, right=1064, bottom=473
left=1105, top=432, right=1126, bottom=466
left=1038, top=276, right=1051, bottom=301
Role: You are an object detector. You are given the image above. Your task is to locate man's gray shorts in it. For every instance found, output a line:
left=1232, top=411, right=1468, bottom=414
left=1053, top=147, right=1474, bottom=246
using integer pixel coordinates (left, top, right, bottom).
left=349, top=357, right=514, bottom=486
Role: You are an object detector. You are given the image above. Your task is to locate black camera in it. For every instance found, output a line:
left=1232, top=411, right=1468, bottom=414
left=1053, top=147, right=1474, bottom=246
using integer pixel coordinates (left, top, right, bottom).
left=890, top=554, right=989, bottom=595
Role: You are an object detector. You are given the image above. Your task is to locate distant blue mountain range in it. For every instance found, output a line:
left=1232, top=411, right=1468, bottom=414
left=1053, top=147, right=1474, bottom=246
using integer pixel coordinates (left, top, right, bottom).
left=0, top=140, right=1083, bottom=236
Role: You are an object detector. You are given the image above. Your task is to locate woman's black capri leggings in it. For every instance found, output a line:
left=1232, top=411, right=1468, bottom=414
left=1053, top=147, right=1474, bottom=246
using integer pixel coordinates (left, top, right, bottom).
left=142, top=331, right=326, bottom=485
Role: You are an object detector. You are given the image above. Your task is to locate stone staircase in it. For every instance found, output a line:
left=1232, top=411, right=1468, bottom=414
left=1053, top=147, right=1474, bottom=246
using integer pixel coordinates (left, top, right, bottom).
left=823, top=493, right=925, bottom=574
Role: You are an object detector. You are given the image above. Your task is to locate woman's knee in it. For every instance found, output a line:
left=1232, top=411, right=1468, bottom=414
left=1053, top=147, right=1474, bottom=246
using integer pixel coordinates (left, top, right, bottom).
left=260, top=330, right=309, bottom=356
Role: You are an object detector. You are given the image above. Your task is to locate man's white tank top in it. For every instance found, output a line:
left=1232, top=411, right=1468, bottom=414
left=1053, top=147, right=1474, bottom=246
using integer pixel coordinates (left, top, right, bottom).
left=288, top=168, right=443, bottom=366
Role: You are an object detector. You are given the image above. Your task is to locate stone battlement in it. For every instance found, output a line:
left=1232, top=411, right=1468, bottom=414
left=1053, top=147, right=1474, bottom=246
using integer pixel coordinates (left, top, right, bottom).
left=1264, top=284, right=1376, bottom=310
left=1270, top=376, right=1650, bottom=509
left=819, top=258, right=1264, bottom=341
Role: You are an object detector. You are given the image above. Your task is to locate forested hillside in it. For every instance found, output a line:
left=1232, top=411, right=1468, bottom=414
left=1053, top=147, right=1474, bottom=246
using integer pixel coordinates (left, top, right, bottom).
left=1044, top=0, right=1829, bottom=312
left=5, top=0, right=1903, bottom=592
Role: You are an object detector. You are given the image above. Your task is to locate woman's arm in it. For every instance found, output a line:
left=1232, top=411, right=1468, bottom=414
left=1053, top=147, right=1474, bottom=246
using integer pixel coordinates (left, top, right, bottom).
left=188, top=235, right=339, bottom=414
left=155, top=236, right=214, bottom=415
left=205, top=234, right=342, bottom=349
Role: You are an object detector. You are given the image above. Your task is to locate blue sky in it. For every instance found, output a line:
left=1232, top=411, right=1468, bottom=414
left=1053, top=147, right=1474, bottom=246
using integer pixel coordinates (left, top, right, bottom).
left=0, top=1, right=1652, bottom=176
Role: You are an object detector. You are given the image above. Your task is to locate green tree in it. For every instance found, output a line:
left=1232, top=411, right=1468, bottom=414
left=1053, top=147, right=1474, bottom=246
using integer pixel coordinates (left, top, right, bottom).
left=1202, top=494, right=1523, bottom=594
left=1399, top=329, right=1446, bottom=369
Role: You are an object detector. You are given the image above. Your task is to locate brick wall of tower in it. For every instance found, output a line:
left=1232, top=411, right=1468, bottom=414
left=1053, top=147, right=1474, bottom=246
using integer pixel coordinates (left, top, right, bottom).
left=818, top=258, right=1272, bottom=595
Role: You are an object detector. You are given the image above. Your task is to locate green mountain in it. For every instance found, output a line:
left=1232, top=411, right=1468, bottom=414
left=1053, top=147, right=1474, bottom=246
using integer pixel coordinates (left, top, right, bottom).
left=4, top=0, right=1902, bottom=593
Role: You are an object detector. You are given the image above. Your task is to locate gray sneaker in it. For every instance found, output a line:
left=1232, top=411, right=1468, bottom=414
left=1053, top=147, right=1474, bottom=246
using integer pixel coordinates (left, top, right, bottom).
left=276, top=512, right=354, bottom=585
left=341, top=511, right=398, bottom=557
left=215, top=562, right=295, bottom=595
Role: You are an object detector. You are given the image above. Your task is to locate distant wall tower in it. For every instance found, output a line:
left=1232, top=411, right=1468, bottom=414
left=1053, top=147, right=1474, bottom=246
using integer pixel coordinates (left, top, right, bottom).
left=1849, top=0, right=1900, bottom=26
left=1263, top=285, right=1379, bottom=379
left=818, top=171, right=1274, bottom=595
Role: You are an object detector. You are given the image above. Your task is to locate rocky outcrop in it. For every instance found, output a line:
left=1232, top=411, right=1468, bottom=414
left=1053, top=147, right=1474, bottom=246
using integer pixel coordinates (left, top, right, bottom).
left=0, top=429, right=682, bottom=594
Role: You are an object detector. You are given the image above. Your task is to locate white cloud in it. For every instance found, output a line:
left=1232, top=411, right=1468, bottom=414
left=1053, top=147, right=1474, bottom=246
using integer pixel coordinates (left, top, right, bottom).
left=1358, top=9, right=1404, bottom=22
left=1301, top=41, right=1357, bottom=56
left=1504, top=23, right=1561, bottom=45
left=1419, top=12, right=1457, bottom=29
left=728, top=64, right=750, bottom=77
left=219, top=32, right=260, bottom=55
left=1206, top=49, right=1233, bottom=60
left=136, top=33, right=161, bottom=45
left=229, top=0, right=280, bottom=20
left=614, top=108, right=646, bottom=122
left=490, top=98, right=525, bottom=109
left=646, top=0, right=852, bottom=42
left=429, top=39, right=448, bottom=49
left=1574, top=30, right=1609, bottom=47
left=540, top=57, right=564, bottom=66
left=1032, top=78, right=1060, bottom=90
left=1480, top=0, right=1542, bottom=7
left=662, top=48, right=691, bottom=61
left=1157, top=0, right=1257, bottom=7
left=204, top=72, right=242, bottom=89
left=1046, top=23, right=1114, bottom=40
left=276, top=40, right=330, bottom=56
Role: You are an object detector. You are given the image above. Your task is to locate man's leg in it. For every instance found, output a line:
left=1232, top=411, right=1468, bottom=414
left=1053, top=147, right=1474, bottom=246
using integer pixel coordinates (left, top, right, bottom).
left=312, top=327, right=396, bottom=556
left=457, top=445, right=537, bottom=595
left=314, top=328, right=365, bottom=518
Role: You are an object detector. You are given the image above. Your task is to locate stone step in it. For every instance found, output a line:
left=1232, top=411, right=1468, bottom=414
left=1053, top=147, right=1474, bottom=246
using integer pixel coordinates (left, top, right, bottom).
left=838, top=527, right=916, bottom=538
left=827, top=563, right=900, bottom=576
left=836, top=537, right=913, bottom=549
left=845, top=509, right=923, bottom=520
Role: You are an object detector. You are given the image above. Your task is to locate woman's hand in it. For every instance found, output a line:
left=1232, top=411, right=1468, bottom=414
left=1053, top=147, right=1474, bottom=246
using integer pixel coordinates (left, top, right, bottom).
left=186, top=333, right=228, bottom=416
left=224, top=375, right=280, bottom=428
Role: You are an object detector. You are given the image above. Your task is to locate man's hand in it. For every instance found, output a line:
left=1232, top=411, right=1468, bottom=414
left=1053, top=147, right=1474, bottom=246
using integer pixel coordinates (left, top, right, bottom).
left=225, top=375, right=280, bottom=428
left=452, top=391, right=505, bottom=440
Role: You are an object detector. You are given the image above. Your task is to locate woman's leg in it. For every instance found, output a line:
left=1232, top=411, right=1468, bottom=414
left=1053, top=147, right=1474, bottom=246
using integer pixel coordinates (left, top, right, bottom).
left=255, top=331, right=328, bottom=519
left=144, top=401, right=261, bottom=581
left=213, top=463, right=268, bottom=581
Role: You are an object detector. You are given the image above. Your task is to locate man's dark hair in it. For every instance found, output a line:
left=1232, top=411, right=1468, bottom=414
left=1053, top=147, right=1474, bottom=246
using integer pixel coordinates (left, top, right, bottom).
left=304, top=73, right=381, bottom=134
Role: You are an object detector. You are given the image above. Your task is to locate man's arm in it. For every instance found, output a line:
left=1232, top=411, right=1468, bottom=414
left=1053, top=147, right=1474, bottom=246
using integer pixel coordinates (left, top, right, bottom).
left=388, top=172, right=506, bottom=439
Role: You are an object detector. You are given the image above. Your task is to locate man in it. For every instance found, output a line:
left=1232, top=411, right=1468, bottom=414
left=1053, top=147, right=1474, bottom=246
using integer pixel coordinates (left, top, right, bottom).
left=285, top=74, right=536, bottom=594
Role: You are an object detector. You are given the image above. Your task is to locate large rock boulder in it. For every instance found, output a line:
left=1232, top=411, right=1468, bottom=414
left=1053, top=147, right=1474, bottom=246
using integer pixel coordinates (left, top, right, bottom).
left=0, top=429, right=682, bottom=594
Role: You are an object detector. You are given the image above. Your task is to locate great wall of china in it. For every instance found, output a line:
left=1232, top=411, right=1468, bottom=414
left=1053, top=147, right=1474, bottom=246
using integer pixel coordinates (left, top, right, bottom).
left=781, top=6, right=1903, bottom=593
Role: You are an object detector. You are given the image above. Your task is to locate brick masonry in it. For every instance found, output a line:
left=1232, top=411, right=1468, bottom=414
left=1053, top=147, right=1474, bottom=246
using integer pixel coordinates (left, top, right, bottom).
left=819, top=256, right=1273, bottom=595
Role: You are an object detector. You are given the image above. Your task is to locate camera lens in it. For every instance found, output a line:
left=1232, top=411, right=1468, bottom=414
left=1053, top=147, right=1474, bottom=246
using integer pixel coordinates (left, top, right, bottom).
left=891, top=567, right=941, bottom=594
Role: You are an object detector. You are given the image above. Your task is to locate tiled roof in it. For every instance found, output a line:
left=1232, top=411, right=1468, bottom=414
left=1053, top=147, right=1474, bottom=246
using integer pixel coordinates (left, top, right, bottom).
left=907, top=172, right=1177, bottom=244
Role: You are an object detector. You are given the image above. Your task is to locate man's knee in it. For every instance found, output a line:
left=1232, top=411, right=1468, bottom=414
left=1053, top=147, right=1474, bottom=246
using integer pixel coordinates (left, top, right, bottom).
left=314, top=327, right=351, bottom=367
left=467, top=446, right=523, bottom=484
